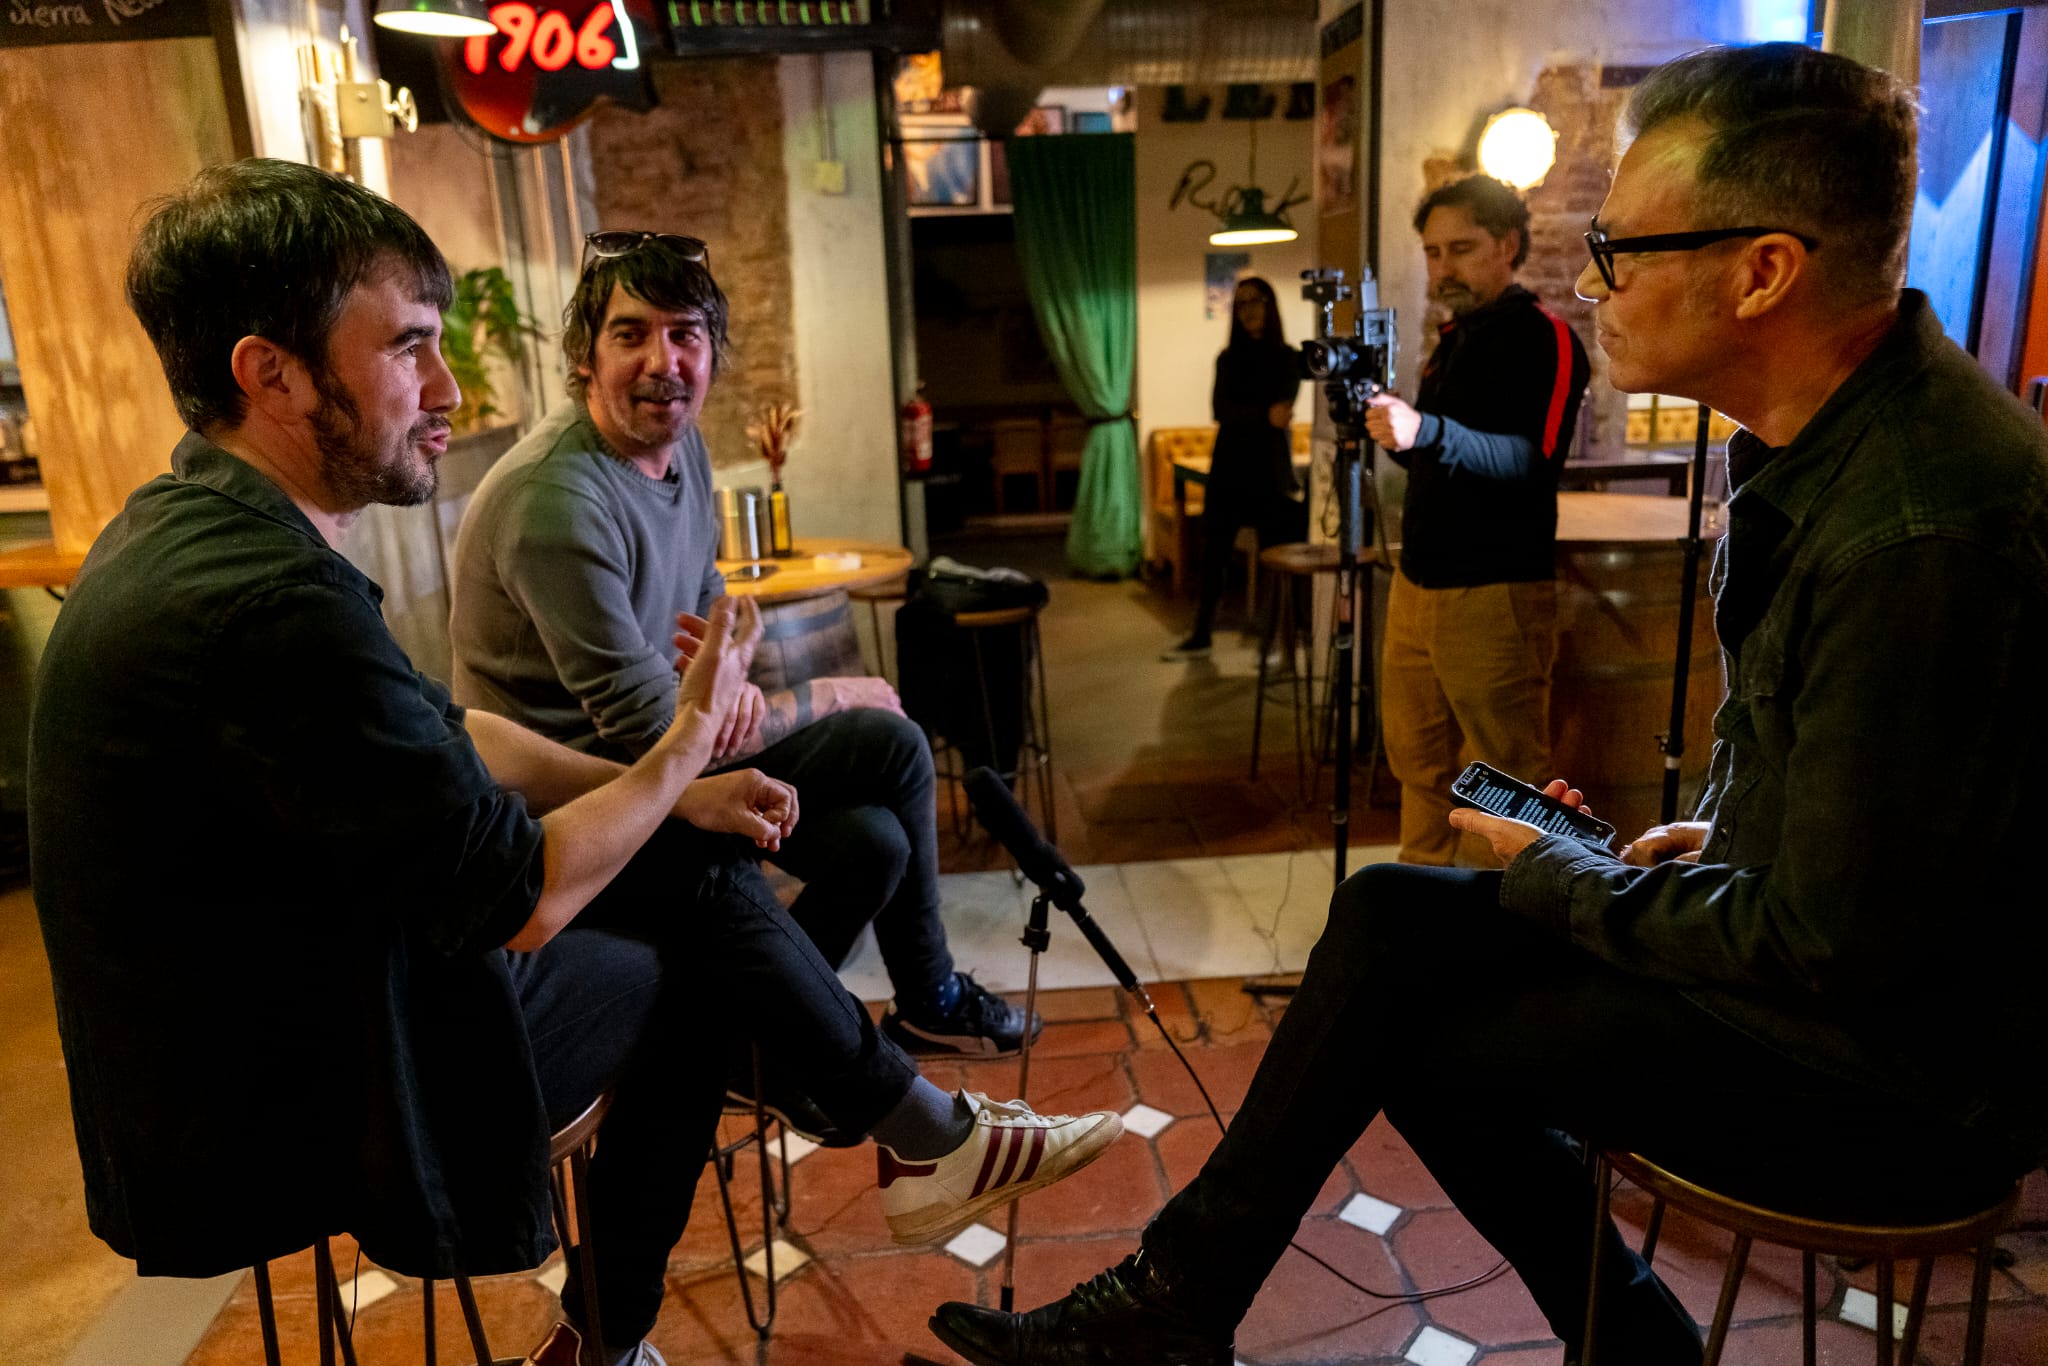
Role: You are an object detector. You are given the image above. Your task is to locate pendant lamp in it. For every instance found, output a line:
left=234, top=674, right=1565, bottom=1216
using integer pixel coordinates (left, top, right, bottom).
left=373, top=0, right=498, bottom=38
left=1208, top=114, right=1298, bottom=246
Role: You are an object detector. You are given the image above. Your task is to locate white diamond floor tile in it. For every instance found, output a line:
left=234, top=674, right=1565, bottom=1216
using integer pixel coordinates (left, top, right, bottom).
left=774, top=1131, right=818, bottom=1165
left=1337, top=1191, right=1404, bottom=1236
left=337, top=1268, right=398, bottom=1311
left=943, top=1223, right=1009, bottom=1267
left=1120, top=1103, right=1174, bottom=1138
left=1839, top=1287, right=1908, bottom=1338
left=534, top=1259, right=568, bottom=1295
left=1404, top=1324, right=1479, bottom=1366
left=742, top=1238, right=810, bottom=1282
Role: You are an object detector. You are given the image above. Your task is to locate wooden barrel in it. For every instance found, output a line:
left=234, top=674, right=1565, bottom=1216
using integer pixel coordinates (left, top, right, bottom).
left=748, top=591, right=865, bottom=692
left=1549, top=542, right=1721, bottom=845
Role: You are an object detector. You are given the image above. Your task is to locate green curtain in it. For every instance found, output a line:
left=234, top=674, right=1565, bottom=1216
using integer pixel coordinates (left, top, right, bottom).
left=1009, top=134, right=1141, bottom=578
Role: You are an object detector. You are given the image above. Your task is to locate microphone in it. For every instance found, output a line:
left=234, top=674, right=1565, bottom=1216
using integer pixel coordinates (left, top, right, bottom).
left=963, top=767, right=1149, bottom=1004
left=964, top=766, right=1084, bottom=910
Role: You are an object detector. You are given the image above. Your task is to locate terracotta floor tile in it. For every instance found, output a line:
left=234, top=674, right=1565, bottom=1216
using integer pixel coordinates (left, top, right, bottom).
left=1237, top=1234, right=1421, bottom=1364
left=1711, top=1314, right=1914, bottom=1364
left=1029, top=984, right=1122, bottom=1023
left=1842, top=1247, right=2030, bottom=1308
left=1004, top=1017, right=1134, bottom=1059
left=656, top=1250, right=976, bottom=1364
left=189, top=1265, right=563, bottom=1366
left=1011, top=1129, right=1165, bottom=1239
left=1079, top=819, right=1206, bottom=865
left=1153, top=1114, right=1224, bottom=1198
left=1390, top=1207, right=1555, bottom=1350
left=1185, top=975, right=1275, bottom=1044
left=1129, top=1037, right=1269, bottom=1117
left=1911, top=1298, right=2048, bottom=1364
left=1345, top=1114, right=1453, bottom=1211
left=1475, top=1348, right=1568, bottom=1364
left=952, top=1050, right=1134, bottom=1116
left=780, top=1145, right=894, bottom=1258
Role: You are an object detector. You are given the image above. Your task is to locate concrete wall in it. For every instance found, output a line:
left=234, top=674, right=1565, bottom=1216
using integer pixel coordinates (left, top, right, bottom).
left=776, top=52, right=901, bottom=543
left=1134, top=84, right=1319, bottom=446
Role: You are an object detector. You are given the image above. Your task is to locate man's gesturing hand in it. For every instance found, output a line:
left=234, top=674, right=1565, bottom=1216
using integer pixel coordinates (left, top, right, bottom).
left=1447, top=778, right=1592, bottom=864
left=675, top=769, right=799, bottom=850
left=1364, top=393, right=1424, bottom=452
left=674, top=597, right=762, bottom=741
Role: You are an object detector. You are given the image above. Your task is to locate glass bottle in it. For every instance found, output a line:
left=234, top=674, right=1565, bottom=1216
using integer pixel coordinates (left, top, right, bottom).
left=769, top=481, right=794, bottom=557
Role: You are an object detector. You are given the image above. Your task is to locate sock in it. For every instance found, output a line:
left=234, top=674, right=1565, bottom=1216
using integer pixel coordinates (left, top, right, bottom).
left=868, top=1077, right=974, bottom=1160
left=904, top=970, right=962, bottom=1024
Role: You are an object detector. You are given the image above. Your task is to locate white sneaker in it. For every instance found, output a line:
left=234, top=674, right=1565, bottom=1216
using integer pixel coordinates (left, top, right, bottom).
left=877, top=1091, right=1122, bottom=1246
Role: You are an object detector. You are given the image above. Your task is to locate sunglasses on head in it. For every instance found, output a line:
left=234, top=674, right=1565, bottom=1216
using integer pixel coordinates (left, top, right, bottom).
left=582, top=231, right=710, bottom=266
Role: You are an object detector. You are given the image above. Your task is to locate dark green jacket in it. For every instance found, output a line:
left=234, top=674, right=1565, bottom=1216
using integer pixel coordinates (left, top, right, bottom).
left=1503, top=293, right=2048, bottom=1165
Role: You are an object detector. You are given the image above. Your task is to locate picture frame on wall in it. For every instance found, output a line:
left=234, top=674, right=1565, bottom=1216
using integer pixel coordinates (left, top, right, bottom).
left=1071, top=110, right=1112, bottom=133
left=903, top=115, right=981, bottom=209
left=1016, top=105, right=1067, bottom=136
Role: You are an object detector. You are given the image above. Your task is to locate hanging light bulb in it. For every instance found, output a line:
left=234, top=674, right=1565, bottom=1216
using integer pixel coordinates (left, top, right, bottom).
left=373, top=0, right=498, bottom=38
left=1207, top=111, right=1298, bottom=246
left=1477, top=107, right=1557, bottom=190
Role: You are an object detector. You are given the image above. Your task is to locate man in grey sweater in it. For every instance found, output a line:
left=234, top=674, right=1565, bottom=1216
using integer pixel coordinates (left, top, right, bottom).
left=450, top=231, right=1037, bottom=1078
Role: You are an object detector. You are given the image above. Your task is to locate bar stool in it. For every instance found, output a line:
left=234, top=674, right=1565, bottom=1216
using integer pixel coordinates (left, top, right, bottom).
left=848, top=574, right=910, bottom=685
left=712, top=1043, right=795, bottom=1338
left=929, top=602, right=1055, bottom=843
left=1249, top=542, right=1380, bottom=805
left=1584, top=1149, right=2021, bottom=1366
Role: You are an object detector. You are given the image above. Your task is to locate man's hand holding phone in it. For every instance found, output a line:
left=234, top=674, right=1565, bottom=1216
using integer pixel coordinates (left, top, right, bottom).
left=1448, top=776, right=1595, bottom=863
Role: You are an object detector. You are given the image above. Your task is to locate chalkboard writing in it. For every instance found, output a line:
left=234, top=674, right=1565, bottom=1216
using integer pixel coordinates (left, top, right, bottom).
left=1, top=0, right=207, bottom=47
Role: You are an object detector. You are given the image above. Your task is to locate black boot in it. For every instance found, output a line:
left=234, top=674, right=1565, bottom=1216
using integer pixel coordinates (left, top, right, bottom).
left=929, top=1251, right=1232, bottom=1365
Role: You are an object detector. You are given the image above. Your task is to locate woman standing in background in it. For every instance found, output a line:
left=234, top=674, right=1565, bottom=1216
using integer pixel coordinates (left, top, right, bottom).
left=1164, top=276, right=1305, bottom=660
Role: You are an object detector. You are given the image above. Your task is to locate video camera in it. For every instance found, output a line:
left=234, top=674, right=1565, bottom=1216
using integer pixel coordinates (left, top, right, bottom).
left=1298, top=267, right=1397, bottom=423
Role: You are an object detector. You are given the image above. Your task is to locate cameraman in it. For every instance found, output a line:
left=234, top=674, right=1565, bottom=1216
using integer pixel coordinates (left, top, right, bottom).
left=1365, top=175, right=1589, bottom=866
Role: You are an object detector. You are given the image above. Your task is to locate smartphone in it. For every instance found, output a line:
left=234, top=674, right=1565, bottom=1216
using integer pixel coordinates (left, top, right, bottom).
left=1450, top=761, right=1617, bottom=852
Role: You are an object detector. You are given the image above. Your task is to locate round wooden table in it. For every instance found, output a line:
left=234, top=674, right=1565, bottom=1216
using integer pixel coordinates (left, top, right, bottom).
left=1552, top=493, right=1726, bottom=842
left=715, top=537, right=914, bottom=688
left=716, top=536, right=913, bottom=604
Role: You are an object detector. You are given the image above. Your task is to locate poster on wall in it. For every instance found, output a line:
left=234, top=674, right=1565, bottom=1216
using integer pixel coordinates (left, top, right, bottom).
left=1318, top=75, right=1358, bottom=210
left=1, top=0, right=208, bottom=48
left=1205, top=252, right=1251, bottom=320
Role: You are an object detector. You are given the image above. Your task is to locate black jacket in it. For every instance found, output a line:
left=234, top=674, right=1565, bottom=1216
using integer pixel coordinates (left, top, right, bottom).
left=1209, top=341, right=1304, bottom=504
left=1391, top=284, right=1590, bottom=587
left=29, top=435, right=554, bottom=1278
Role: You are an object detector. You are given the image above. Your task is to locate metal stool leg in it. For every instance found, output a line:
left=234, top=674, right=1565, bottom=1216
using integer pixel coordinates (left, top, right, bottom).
left=452, top=1272, right=495, bottom=1366
left=1701, top=1233, right=1750, bottom=1366
left=1802, top=1252, right=1817, bottom=1366
left=313, top=1238, right=360, bottom=1366
left=1896, top=1257, right=1933, bottom=1365
left=1583, top=1153, right=1612, bottom=1366
left=1874, top=1258, right=1895, bottom=1366
left=422, top=1277, right=437, bottom=1366
left=1250, top=572, right=1282, bottom=781
left=1641, top=1196, right=1667, bottom=1262
left=253, top=1261, right=283, bottom=1366
left=1963, top=1237, right=1998, bottom=1365
left=1024, top=615, right=1055, bottom=840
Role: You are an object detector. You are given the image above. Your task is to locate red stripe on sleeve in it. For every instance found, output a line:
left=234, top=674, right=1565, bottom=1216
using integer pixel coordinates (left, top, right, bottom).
left=1538, top=309, right=1574, bottom=460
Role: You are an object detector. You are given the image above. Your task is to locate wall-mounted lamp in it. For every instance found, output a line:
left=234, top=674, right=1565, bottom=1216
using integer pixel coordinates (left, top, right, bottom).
left=373, top=0, right=498, bottom=37
left=1476, top=107, right=1557, bottom=190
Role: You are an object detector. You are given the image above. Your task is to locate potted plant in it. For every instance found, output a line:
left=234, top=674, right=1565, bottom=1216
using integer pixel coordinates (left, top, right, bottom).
left=440, top=265, right=540, bottom=436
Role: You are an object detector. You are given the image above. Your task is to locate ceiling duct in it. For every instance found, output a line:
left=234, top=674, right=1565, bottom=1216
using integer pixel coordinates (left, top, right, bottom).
left=943, top=0, right=1316, bottom=137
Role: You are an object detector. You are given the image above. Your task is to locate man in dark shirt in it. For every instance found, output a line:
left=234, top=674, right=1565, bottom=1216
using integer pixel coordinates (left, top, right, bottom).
left=1365, top=174, right=1590, bottom=865
left=930, top=44, right=2047, bottom=1366
left=28, top=159, right=1117, bottom=1366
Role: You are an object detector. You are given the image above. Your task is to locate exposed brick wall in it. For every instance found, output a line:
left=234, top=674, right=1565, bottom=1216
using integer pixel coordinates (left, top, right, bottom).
left=1415, top=64, right=1632, bottom=456
left=585, top=57, right=798, bottom=471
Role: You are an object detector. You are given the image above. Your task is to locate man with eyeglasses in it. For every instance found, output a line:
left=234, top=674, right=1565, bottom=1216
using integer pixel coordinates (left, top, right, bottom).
left=1361, top=173, right=1590, bottom=867
left=930, top=42, right=2048, bottom=1366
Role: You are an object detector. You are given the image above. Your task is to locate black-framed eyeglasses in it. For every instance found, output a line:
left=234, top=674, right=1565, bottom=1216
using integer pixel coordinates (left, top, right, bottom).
left=581, top=230, right=709, bottom=268
left=1582, top=222, right=1819, bottom=290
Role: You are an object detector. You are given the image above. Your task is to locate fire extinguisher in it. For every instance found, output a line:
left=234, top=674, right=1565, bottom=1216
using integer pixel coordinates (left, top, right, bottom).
left=899, top=386, right=933, bottom=476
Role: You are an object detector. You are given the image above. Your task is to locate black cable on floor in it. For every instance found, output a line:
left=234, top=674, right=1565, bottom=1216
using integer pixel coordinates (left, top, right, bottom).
left=1141, top=1002, right=1511, bottom=1306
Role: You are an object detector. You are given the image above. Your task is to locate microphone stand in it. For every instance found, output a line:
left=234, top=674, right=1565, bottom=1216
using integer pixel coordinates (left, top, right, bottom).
left=1658, top=406, right=1713, bottom=823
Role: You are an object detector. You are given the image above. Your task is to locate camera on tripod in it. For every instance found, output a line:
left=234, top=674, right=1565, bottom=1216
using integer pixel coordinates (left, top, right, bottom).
left=1297, top=267, right=1397, bottom=407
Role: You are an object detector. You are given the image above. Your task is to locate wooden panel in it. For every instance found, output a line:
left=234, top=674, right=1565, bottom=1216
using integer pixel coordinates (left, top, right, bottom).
left=0, top=38, right=234, bottom=557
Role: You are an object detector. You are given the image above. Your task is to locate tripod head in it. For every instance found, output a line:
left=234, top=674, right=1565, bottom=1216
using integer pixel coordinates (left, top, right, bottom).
left=1298, top=267, right=1397, bottom=434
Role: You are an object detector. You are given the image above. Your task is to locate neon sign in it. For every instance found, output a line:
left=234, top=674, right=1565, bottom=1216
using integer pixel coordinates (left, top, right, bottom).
left=461, top=0, right=639, bottom=75
left=440, top=0, right=656, bottom=144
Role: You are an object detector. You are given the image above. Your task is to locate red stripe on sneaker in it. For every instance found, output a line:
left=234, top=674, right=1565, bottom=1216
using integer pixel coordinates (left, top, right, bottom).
left=970, top=1128, right=1006, bottom=1198
left=877, top=1149, right=939, bottom=1190
left=992, top=1127, right=1026, bottom=1190
left=1537, top=307, right=1574, bottom=461
left=1017, top=1125, right=1047, bottom=1182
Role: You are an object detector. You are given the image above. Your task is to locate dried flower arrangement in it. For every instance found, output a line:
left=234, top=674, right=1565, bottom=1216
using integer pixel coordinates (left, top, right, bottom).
left=747, top=402, right=803, bottom=485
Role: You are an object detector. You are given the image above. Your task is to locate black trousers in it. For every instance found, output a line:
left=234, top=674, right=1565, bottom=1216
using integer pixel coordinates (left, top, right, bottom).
left=1141, top=863, right=2018, bottom=1361
left=740, top=706, right=954, bottom=1002
left=507, top=825, right=921, bottom=1346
